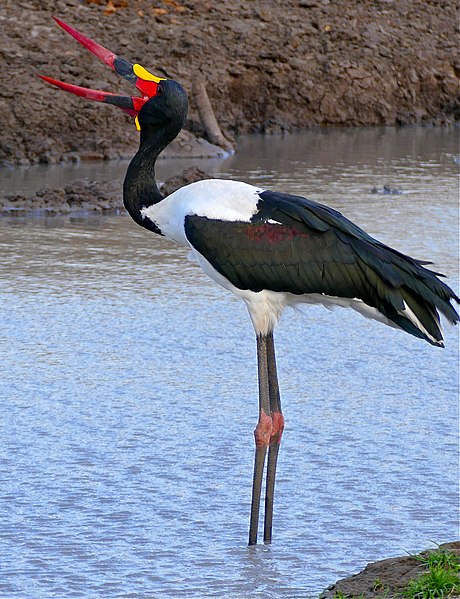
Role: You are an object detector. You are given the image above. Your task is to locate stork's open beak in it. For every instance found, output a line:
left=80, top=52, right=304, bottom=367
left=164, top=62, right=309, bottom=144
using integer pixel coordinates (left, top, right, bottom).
left=38, top=17, right=165, bottom=129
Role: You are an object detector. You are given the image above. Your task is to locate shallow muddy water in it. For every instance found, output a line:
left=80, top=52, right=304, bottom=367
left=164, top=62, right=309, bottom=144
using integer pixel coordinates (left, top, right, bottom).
left=0, top=128, right=459, bottom=598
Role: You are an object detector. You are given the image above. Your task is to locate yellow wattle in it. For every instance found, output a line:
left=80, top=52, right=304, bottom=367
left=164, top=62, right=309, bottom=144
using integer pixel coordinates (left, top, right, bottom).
left=133, top=64, right=166, bottom=83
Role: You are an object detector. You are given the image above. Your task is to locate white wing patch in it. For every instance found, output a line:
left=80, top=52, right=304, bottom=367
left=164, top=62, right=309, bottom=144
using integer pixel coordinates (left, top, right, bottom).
left=399, top=301, right=441, bottom=345
left=141, top=179, right=263, bottom=246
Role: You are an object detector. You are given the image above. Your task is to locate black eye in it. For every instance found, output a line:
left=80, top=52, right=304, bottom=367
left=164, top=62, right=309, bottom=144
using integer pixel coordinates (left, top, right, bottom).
left=157, top=84, right=164, bottom=96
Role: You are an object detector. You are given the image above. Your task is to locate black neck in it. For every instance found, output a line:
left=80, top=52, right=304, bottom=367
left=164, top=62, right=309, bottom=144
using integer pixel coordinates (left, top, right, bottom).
left=123, top=121, right=181, bottom=233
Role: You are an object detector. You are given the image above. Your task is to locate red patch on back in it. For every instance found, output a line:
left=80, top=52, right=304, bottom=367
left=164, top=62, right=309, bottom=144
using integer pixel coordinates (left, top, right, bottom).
left=246, top=223, right=308, bottom=244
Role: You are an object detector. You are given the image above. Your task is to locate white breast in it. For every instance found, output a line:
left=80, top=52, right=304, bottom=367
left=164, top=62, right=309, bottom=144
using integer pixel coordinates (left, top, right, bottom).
left=141, top=179, right=262, bottom=246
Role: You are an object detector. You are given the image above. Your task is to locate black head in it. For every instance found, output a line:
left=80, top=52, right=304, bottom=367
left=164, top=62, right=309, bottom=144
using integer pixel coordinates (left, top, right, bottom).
left=137, top=79, right=188, bottom=134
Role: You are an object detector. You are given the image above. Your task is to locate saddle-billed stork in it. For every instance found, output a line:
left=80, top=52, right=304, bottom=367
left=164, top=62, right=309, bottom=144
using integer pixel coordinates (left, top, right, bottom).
left=40, top=18, right=459, bottom=546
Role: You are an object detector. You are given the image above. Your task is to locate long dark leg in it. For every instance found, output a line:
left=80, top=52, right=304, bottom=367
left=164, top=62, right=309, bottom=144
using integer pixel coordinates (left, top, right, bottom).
left=248, top=334, right=272, bottom=546
left=264, top=331, right=284, bottom=544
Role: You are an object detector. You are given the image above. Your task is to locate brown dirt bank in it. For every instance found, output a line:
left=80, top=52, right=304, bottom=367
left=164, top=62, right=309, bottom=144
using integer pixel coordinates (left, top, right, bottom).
left=0, top=0, right=459, bottom=166
left=0, top=178, right=123, bottom=214
left=322, top=541, right=460, bottom=599
left=0, top=166, right=209, bottom=214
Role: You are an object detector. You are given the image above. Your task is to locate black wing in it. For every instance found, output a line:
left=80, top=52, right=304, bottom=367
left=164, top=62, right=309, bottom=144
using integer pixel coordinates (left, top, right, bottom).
left=184, top=190, right=459, bottom=345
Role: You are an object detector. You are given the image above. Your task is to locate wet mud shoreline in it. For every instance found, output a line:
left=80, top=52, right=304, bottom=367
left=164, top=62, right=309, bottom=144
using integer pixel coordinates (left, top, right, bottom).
left=322, top=541, right=459, bottom=598
left=1, top=0, right=459, bottom=167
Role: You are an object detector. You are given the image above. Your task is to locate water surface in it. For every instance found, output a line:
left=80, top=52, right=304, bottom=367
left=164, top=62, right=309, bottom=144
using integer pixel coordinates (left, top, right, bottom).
left=0, top=128, right=459, bottom=598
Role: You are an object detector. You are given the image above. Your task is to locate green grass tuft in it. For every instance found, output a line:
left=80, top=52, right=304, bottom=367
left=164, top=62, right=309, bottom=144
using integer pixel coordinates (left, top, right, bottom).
left=372, top=577, right=387, bottom=592
left=414, top=549, right=460, bottom=573
left=402, top=548, right=460, bottom=599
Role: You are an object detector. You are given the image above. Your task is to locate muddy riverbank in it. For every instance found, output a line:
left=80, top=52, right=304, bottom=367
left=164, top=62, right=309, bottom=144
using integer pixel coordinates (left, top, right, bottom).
left=322, top=541, right=460, bottom=598
left=1, top=0, right=459, bottom=166
left=0, top=166, right=210, bottom=214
